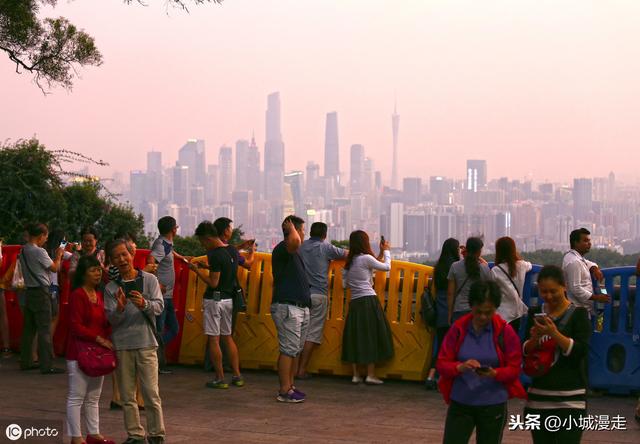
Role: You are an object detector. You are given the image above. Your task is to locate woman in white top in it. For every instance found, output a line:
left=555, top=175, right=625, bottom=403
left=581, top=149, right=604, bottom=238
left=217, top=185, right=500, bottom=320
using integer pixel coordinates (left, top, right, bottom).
left=341, top=230, right=394, bottom=385
left=492, top=236, right=532, bottom=332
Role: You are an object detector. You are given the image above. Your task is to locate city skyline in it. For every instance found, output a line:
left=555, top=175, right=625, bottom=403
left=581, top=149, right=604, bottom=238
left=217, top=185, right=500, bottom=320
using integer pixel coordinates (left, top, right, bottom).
left=2, top=1, right=640, bottom=183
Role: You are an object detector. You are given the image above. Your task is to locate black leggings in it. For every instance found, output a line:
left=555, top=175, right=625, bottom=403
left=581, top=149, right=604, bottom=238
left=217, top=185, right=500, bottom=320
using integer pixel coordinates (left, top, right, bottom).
left=525, top=408, right=585, bottom=444
left=443, top=401, right=507, bottom=444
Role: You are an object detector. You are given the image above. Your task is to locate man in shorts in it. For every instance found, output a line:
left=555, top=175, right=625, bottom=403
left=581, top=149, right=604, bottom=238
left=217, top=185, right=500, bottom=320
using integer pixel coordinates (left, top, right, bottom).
left=296, top=222, right=347, bottom=379
left=271, top=215, right=311, bottom=403
left=190, top=221, right=244, bottom=389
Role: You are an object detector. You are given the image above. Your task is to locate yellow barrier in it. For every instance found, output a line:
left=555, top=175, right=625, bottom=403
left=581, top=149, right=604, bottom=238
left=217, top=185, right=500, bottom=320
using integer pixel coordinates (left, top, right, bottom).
left=178, top=252, right=435, bottom=381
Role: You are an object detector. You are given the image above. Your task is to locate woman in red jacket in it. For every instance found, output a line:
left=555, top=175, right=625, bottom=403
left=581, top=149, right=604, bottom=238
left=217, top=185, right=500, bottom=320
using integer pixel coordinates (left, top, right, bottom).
left=437, top=280, right=526, bottom=444
left=66, top=255, right=115, bottom=444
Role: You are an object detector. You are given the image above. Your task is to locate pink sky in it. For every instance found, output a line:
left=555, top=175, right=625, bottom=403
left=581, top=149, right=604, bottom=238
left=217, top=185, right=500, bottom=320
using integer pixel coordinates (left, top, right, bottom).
left=1, top=0, right=640, bottom=184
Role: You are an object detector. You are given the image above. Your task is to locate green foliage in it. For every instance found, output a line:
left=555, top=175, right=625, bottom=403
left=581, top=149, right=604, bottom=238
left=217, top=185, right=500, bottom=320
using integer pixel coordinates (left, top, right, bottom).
left=331, top=240, right=350, bottom=249
left=0, top=138, right=146, bottom=247
left=230, top=226, right=244, bottom=245
left=1, top=1, right=221, bottom=91
left=173, top=235, right=206, bottom=258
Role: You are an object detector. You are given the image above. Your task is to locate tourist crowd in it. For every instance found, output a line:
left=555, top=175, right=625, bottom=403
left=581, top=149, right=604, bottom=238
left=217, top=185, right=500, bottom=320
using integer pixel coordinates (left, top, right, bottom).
left=1, top=216, right=639, bottom=444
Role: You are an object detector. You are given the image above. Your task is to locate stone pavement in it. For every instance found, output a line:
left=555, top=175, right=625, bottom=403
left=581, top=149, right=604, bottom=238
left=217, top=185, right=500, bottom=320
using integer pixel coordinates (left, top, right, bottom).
left=1, top=355, right=639, bottom=443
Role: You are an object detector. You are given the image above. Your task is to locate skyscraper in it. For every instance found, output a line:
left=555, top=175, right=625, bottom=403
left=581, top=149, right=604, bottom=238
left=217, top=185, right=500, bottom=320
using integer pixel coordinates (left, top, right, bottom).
left=391, top=104, right=400, bottom=190
left=178, top=139, right=206, bottom=189
left=264, top=92, right=285, bottom=210
left=350, top=144, right=365, bottom=194
left=573, top=178, right=593, bottom=222
left=147, top=151, right=162, bottom=174
left=235, top=139, right=249, bottom=192
left=324, top=111, right=340, bottom=180
left=403, top=177, right=422, bottom=206
left=246, top=134, right=261, bottom=201
left=219, top=145, right=233, bottom=203
left=172, top=165, right=190, bottom=207
left=206, top=165, right=219, bottom=207
left=284, top=171, right=305, bottom=217
left=466, top=160, right=488, bottom=192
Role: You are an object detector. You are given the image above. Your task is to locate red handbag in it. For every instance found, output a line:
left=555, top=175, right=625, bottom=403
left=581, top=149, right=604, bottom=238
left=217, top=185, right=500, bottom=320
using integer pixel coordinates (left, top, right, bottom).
left=77, top=341, right=117, bottom=377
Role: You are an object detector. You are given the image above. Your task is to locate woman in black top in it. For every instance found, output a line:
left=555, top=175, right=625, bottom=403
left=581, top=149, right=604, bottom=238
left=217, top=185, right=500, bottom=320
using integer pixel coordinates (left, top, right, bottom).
left=425, top=238, right=460, bottom=390
left=523, top=265, right=591, bottom=444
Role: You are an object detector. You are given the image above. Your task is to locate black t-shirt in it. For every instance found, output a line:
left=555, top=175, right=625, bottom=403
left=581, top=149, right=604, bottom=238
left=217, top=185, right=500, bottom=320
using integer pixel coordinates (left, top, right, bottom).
left=271, top=241, right=311, bottom=307
left=204, top=246, right=239, bottom=299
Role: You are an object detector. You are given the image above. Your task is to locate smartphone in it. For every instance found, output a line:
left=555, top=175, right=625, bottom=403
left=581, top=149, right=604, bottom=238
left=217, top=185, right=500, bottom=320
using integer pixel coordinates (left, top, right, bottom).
left=121, top=276, right=143, bottom=298
left=59, top=239, right=68, bottom=249
left=599, top=288, right=608, bottom=295
left=380, top=235, right=385, bottom=243
left=534, top=312, right=548, bottom=318
left=476, top=366, right=491, bottom=373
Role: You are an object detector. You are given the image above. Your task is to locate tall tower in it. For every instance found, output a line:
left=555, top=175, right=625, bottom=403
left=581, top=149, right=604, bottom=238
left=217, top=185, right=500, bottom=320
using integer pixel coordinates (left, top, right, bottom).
left=324, top=111, right=340, bottom=180
left=264, top=92, right=285, bottom=211
left=218, top=145, right=233, bottom=203
left=246, top=133, right=261, bottom=201
left=391, top=103, right=400, bottom=190
left=350, top=144, right=365, bottom=194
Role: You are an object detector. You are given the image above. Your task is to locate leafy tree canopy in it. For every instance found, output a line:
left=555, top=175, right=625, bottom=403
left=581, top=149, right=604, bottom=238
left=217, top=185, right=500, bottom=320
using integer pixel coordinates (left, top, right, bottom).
left=0, top=138, right=146, bottom=247
left=0, top=0, right=221, bottom=91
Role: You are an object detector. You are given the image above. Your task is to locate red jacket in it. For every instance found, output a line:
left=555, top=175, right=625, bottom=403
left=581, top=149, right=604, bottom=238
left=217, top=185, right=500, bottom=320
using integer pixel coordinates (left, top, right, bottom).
left=436, top=313, right=527, bottom=404
left=66, top=288, right=111, bottom=361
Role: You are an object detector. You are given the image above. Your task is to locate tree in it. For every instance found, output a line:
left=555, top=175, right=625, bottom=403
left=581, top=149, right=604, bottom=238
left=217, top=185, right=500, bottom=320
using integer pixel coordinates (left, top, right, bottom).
left=173, top=235, right=205, bottom=258
left=0, top=0, right=221, bottom=92
left=331, top=240, right=349, bottom=249
left=0, top=138, right=146, bottom=246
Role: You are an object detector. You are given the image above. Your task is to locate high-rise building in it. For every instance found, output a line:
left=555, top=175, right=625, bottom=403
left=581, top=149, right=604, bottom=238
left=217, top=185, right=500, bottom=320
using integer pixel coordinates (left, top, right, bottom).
left=466, top=160, right=488, bottom=192
left=129, top=170, right=147, bottom=210
left=172, top=165, right=190, bottom=207
left=235, top=139, right=249, bottom=192
left=205, top=165, right=219, bottom=207
left=391, top=104, right=400, bottom=190
left=573, top=178, right=593, bottom=222
left=306, top=161, right=320, bottom=197
left=232, top=190, right=253, bottom=229
left=389, top=202, right=404, bottom=250
left=284, top=171, right=305, bottom=217
left=350, top=144, right=365, bottom=194
left=324, top=111, right=340, bottom=180
left=147, top=151, right=162, bottom=174
left=363, top=157, right=374, bottom=194
left=145, top=151, right=162, bottom=203
left=247, top=135, right=261, bottom=201
left=178, top=139, right=206, bottom=188
left=430, top=176, right=453, bottom=205
left=403, top=177, right=422, bottom=206
left=219, top=146, right=233, bottom=203
left=264, top=92, right=285, bottom=210
left=404, top=211, right=427, bottom=252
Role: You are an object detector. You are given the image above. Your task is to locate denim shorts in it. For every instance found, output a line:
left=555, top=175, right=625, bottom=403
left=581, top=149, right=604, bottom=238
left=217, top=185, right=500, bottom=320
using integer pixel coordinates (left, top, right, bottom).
left=270, top=303, right=310, bottom=357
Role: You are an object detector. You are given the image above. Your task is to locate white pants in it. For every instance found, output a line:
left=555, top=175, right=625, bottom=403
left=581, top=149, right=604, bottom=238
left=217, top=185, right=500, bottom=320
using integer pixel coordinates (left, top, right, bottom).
left=66, top=360, right=104, bottom=437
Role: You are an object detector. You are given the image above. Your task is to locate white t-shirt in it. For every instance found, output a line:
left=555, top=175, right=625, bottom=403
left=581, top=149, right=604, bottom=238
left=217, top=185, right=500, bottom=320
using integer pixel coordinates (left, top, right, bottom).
left=492, top=260, right=532, bottom=323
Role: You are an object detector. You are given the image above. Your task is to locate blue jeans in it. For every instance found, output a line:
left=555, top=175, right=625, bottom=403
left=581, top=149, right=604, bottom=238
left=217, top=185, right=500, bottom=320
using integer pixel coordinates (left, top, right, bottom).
left=156, top=298, right=179, bottom=345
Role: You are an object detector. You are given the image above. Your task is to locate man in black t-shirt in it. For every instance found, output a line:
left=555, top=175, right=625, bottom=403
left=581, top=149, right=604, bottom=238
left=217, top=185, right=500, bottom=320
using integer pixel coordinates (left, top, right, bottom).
left=271, top=215, right=311, bottom=403
left=190, top=221, right=244, bottom=389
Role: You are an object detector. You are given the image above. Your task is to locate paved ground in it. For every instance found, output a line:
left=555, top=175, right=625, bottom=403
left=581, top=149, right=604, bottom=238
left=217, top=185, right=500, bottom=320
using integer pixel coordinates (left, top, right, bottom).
left=1, top=355, right=639, bottom=444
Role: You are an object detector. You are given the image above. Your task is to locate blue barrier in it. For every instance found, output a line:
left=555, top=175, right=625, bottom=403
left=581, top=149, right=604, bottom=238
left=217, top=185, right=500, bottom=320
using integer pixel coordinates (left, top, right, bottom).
left=588, top=266, right=640, bottom=394
left=490, top=263, right=640, bottom=393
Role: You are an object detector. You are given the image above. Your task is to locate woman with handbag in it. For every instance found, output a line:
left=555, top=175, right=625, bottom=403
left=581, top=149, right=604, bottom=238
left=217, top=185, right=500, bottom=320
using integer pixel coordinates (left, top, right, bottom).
left=66, top=255, right=115, bottom=444
left=425, top=238, right=461, bottom=390
left=523, top=265, right=591, bottom=444
left=437, top=280, right=526, bottom=444
left=492, top=237, right=532, bottom=333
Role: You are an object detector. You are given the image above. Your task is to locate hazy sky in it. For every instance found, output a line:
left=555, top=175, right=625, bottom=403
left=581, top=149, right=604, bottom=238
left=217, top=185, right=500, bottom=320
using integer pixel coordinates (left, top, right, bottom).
left=2, top=0, right=640, bottom=184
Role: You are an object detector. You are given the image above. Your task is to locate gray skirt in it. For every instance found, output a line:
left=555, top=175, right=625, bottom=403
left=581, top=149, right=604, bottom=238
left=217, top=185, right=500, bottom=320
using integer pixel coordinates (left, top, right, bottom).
left=341, top=295, right=394, bottom=364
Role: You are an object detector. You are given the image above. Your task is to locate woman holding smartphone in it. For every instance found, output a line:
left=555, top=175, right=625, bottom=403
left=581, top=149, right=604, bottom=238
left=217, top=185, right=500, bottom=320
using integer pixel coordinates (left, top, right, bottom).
left=341, top=230, right=394, bottom=385
left=66, top=255, right=115, bottom=444
left=437, top=281, right=526, bottom=444
left=523, top=265, right=591, bottom=444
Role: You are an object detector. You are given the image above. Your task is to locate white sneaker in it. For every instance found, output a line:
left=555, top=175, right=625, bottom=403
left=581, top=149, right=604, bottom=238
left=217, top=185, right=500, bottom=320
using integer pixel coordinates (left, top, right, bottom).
left=365, top=376, right=384, bottom=385
left=352, top=375, right=363, bottom=384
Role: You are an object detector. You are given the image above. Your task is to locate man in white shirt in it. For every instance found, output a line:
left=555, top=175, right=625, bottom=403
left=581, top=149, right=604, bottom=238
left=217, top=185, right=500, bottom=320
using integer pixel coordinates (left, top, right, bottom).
left=562, top=228, right=609, bottom=315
